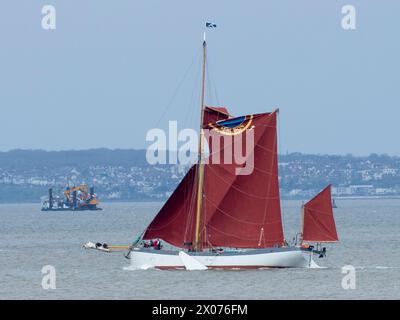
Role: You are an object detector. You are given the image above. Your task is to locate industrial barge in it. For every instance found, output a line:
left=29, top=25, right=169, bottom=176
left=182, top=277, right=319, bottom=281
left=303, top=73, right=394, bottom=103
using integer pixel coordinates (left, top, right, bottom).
left=41, top=185, right=102, bottom=211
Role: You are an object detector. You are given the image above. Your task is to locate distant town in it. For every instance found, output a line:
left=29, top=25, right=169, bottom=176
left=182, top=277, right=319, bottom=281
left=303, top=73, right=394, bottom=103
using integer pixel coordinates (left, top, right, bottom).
left=0, top=149, right=399, bottom=203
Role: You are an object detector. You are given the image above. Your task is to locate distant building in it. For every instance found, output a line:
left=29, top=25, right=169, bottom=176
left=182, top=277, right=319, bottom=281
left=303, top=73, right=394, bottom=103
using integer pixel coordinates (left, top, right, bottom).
left=349, top=185, right=374, bottom=196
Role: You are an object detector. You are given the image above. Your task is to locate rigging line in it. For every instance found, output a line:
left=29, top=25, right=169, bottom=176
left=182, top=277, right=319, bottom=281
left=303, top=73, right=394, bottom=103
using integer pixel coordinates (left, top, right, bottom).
left=277, top=110, right=286, bottom=240
left=205, top=54, right=220, bottom=107
left=204, top=131, right=278, bottom=169
left=204, top=167, right=274, bottom=203
left=204, top=44, right=214, bottom=105
left=147, top=168, right=196, bottom=232
left=182, top=168, right=192, bottom=240
left=204, top=134, right=276, bottom=159
left=179, top=50, right=202, bottom=246
left=204, top=139, right=276, bottom=172
left=145, top=205, right=187, bottom=231
left=205, top=164, right=279, bottom=200
left=305, top=208, right=336, bottom=216
left=184, top=165, right=201, bottom=242
left=183, top=184, right=196, bottom=243
left=207, top=225, right=261, bottom=241
left=254, top=141, right=277, bottom=154
left=183, top=55, right=202, bottom=132
left=208, top=55, right=221, bottom=106
left=207, top=224, right=282, bottom=242
left=204, top=154, right=277, bottom=176
left=203, top=195, right=282, bottom=225
left=182, top=46, right=204, bottom=244
left=215, top=158, right=276, bottom=176
left=260, top=117, right=279, bottom=237
left=155, top=46, right=202, bottom=128
left=303, top=213, right=337, bottom=239
left=205, top=61, right=213, bottom=105
left=200, top=173, right=281, bottom=240
left=207, top=115, right=281, bottom=229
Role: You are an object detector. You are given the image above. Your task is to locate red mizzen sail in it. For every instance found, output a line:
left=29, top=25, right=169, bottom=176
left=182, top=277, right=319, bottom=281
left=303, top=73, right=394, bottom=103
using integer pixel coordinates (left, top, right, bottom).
left=302, top=185, right=339, bottom=243
left=143, top=109, right=284, bottom=249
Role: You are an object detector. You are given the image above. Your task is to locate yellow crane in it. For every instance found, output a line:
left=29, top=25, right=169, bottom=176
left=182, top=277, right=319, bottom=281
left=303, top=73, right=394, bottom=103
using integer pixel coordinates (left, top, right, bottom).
left=64, top=184, right=100, bottom=209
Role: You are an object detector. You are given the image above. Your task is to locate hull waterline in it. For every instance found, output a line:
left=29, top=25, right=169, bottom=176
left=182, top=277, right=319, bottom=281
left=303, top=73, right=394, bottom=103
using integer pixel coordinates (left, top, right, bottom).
left=128, top=247, right=318, bottom=270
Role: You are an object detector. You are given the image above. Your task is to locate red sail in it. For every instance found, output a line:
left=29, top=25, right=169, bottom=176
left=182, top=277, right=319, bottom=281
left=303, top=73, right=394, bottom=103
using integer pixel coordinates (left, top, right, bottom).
left=302, top=185, right=339, bottom=243
left=203, top=106, right=230, bottom=126
left=143, top=165, right=198, bottom=248
left=143, top=109, right=284, bottom=249
left=201, top=111, right=284, bottom=248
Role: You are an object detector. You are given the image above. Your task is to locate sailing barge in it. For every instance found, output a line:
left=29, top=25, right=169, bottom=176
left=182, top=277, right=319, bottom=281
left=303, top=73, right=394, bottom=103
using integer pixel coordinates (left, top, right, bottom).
left=87, top=32, right=339, bottom=270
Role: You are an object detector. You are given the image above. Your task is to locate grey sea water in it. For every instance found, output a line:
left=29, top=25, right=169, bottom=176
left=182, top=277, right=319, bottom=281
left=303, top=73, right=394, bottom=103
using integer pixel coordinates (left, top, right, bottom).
left=0, top=199, right=399, bottom=299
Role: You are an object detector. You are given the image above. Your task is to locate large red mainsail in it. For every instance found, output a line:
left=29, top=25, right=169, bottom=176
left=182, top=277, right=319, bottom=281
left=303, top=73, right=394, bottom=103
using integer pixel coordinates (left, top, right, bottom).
left=302, top=185, right=339, bottom=243
left=143, top=109, right=284, bottom=249
left=201, top=111, right=284, bottom=248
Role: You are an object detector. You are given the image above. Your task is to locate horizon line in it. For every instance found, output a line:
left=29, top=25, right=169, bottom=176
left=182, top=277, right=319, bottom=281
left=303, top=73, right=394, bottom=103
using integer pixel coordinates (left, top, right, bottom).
left=0, top=148, right=398, bottom=159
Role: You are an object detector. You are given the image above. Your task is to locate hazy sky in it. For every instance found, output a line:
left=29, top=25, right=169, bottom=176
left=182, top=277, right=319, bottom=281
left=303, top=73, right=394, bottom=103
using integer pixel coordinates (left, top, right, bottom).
left=0, top=1, right=399, bottom=155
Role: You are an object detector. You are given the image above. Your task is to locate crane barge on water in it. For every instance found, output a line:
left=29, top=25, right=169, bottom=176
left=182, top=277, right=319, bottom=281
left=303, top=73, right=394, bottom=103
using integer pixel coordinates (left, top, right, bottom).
left=41, top=184, right=102, bottom=211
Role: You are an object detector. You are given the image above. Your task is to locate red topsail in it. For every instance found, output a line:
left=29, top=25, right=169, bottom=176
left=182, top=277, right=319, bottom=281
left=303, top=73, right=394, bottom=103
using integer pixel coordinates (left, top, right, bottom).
left=302, top=185, right=339, bottom=243
left=143, top=109, right=284, bottom=249
left=202, top=106, right=230, bottom=126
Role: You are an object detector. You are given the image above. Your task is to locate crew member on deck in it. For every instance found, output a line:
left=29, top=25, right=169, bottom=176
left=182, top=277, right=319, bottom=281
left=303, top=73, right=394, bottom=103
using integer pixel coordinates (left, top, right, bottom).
left=153, top=239, right=162, bottom=250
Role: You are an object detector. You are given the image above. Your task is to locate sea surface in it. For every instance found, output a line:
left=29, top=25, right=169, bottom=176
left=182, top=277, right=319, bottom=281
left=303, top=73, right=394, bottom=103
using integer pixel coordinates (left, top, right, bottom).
left=0, top=200, right=399, bottom=299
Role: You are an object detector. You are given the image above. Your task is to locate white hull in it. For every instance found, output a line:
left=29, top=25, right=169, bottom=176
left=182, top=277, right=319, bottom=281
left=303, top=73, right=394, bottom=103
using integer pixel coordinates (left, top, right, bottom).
left=128, top=247, right=318, bottom=270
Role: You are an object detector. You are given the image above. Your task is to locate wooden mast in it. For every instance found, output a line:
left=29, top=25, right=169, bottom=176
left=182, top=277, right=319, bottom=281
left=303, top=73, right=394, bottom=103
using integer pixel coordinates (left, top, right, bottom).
left=194, top=36, right=207, bottom=251
left=299, top=202, right=305, bottom=245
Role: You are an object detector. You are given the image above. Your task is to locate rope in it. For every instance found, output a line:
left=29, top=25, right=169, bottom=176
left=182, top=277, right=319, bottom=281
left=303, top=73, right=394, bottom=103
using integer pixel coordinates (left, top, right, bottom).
left=205, top=52, right=221, bottom=107
left=202, top=195, right=282, bottom=226
left=154, top=46, right=202, bottom=128
left=207, top=224, right=283, bottom=242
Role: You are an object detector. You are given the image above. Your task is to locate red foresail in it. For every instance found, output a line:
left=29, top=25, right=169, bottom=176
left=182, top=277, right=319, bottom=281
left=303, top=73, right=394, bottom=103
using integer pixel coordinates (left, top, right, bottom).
left=302, top=185, right=339, bottom=243
left=143, top=165, right=198, bottom=248
left=143, top=109, right=284, bottom=249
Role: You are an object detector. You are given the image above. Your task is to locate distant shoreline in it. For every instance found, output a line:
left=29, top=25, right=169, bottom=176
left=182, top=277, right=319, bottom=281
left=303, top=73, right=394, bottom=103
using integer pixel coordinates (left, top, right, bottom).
left=1, top=196, right=400, bottom=206
left=1, top=150, right=399, bottom=204
left=333, top=196, right=400, bottom=200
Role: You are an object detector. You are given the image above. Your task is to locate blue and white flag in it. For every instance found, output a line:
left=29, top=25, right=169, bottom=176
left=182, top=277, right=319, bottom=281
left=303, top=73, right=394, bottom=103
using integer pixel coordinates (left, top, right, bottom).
left=206, top=22, right=217, bottom=28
